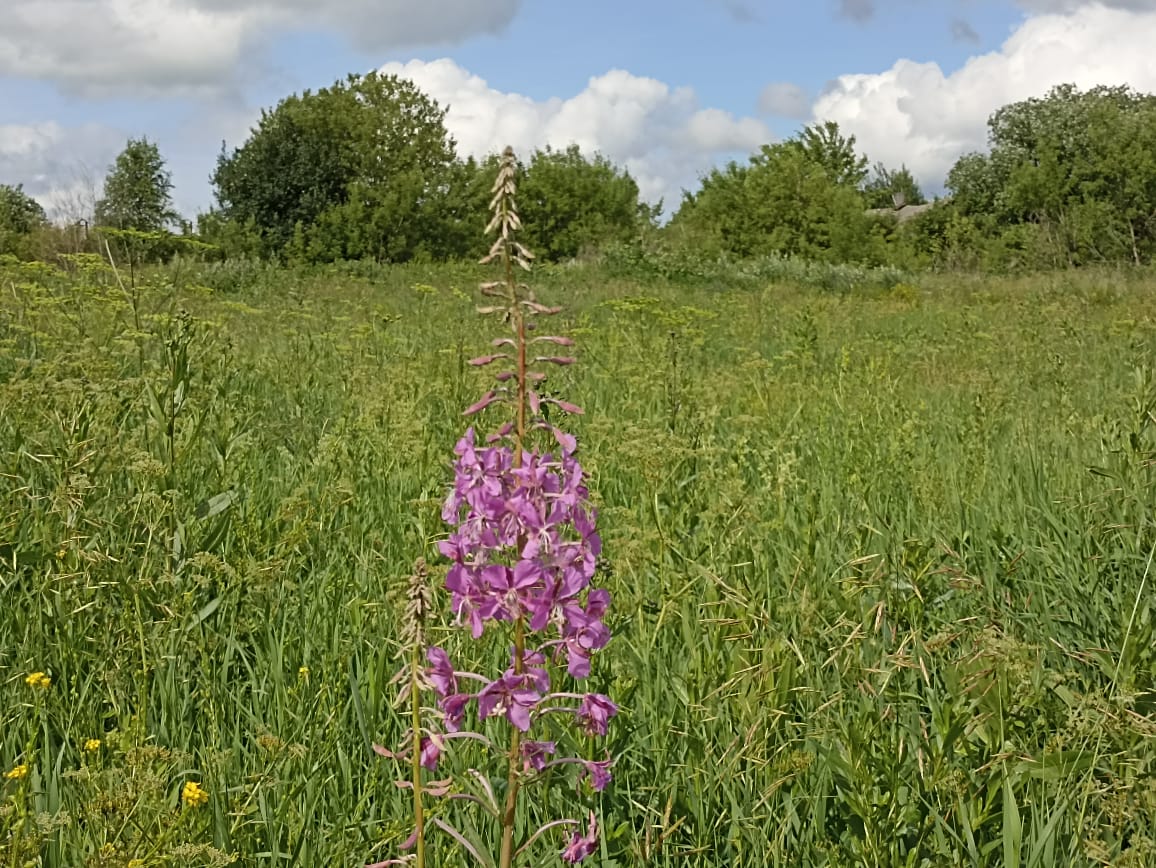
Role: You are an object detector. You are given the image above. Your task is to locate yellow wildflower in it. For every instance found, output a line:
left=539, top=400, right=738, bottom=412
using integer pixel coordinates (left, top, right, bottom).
left=5, top=764, right=28, bottom=780
left=297, top=666, right=310, bottom=682
left=181, top=780, right=208, bottom=807
left=25, top=671, right=51, bottom=690
left=84, top=739, right=102, bottom=753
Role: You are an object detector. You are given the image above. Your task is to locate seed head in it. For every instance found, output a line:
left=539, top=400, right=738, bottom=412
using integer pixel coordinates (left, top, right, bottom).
left=401, top=557, right=435, bottom=648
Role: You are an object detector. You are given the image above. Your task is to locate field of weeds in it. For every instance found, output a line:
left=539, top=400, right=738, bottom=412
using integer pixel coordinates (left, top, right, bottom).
left=3, top=254, right=1156, bottom=866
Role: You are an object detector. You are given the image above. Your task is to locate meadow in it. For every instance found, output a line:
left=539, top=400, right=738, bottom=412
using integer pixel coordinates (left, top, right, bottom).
left=3, top=251, right=1156, bottom=866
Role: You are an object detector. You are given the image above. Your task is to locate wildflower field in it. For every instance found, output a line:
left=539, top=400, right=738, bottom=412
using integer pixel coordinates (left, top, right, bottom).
left=3, top=251, right=1156, bottom=866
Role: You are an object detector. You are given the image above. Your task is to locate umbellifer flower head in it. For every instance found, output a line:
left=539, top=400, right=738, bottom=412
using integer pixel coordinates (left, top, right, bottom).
left=181, top=780, right=209, bottom=807
left=5, top=763, right=29, bottom=781
left=25, top=671, right=51, bottom=690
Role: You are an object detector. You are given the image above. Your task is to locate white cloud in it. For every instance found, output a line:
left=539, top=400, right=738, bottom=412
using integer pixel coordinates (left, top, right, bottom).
left=1017, top=0, right=1156, bottom=10
left=0, top=0, right=521, bottom=98
left=377, top=59, right=772, bottom=209
left=0, top=121, right=124, bottom=220
left=758, top=82, right=812, bottom=119
left=811, top=4, right=1156, bottom=191
left=0, top=1, right=253, bottom=98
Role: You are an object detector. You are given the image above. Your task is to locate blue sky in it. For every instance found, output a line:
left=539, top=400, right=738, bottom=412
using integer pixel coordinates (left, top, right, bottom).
left=2, top=0, right=1154, bottom=220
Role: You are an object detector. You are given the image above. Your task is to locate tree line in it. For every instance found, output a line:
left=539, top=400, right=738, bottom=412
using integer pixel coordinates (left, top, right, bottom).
left=3, top=74, right=1156, bottom=271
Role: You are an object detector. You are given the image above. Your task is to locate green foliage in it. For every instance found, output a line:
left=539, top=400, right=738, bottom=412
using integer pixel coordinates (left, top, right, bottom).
left=863, top=162, right=926, bottom=209
left=946, top=153, right=1002, bottom=217
left=95, top=137, right=179, bottom=233
left=516, top=145, right=654, bottom=261
left=603, top=236, right=910, bottom=292
left=0, top=184, right=49, bottom=260
left=946, top=84, right=1156, bottom=267
left=0, top=184, right=47, bottom=236
left=6, top=257, right=1156, bottom=864
left=790, top=119, right=870, bottom=188
left=195, top=210, right=265, bottom=261
left=672, top=130, right=884, bottom=263
left=211, top=72, right=468, bottom=263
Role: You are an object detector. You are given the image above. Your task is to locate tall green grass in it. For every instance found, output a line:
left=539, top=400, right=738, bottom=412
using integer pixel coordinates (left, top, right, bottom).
left=2, top=253, right=1156, bottom=866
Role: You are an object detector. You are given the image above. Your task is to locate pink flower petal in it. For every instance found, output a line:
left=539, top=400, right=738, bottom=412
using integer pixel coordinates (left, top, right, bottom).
left=467, top=354, right=508, bottom=367
left=544, top=398, right=584, bottom=415
left=463, top=391, right=501, bottom=416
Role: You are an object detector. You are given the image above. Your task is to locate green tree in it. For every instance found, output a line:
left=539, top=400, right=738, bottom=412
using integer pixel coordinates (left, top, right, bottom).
left=673, top=138, right=883, bottom=263
left=212, top=72, right=466, bottom=262
left=0, top=184, right=48, bottom=259
left=945, top=152, right=1002, bottom=218
left=863, top=162, right=926, bottom=209
left=946, top=84, right=1156, bottom=266
left=95, top=137, right=179, bottom=232
left=791, top=121, right=869, bottom=188
left=0, top=184, right=47, bottom=235
left=516, top=145, right=652, bottom=261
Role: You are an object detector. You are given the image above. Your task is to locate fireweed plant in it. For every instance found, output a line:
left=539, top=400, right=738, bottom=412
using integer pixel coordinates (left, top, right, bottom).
left=371, top=148, right=616, bottom=868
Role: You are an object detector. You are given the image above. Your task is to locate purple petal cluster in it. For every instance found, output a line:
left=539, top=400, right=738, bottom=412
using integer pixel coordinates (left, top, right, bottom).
left=422, top=426, right=617, bottom=863
left=438, top=428, right=610, bottom=677
left=562, top=813, right=599, bottom=863
left=431, top=430, right=617, bottom=745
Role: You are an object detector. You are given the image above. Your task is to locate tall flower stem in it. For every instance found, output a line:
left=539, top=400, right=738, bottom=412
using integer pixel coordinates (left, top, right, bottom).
left=399, top=558, right=433, bottom=868
left=410, top=640, right=426, bottom=868
left=498, top=154, right=528, bottom=868
left=498, top=617, right=525, bottom=868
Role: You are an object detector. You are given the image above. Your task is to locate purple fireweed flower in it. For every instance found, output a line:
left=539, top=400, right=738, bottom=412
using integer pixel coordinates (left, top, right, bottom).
left=445, top=563, right=500, bottom=639
left=584, top=587, right=610, bottom=619
left=576, top=694, right=618, bottom=737
left=580, top=757, right=613, bottom=792
left=517, top=648, right=552, bottom=693
left=440, top=693, right=472, bottom=733
left=426, top=647, right=457, bottom=697
left=444, top=429, right=505, bottom=518
left=487, top=560, right=540, bottom=621
left=372, top=735, right=444, bottom=773
left=558, top=601, right=612, bottom=678
left=478, top=674, right=540, bottom=732
left=420, top=737, right=440, bottom=771
left=440, top=431, right=609, bottom=649
left=521, top=740, right=556, bottom=772
left=561, top=811, right=599, bottom=863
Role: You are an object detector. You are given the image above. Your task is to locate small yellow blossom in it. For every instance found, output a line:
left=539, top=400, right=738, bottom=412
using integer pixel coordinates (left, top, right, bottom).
left=56, top=548, right=67, bottom=560
left=84, top=739, right=102, bottom=753
left=25, top=671, right=51, bottom=690
left=181, top=780, right=208, bottom=807
left=297, top=666, right=310, bottom=682
left=5, top=764, right=28, bottom=780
